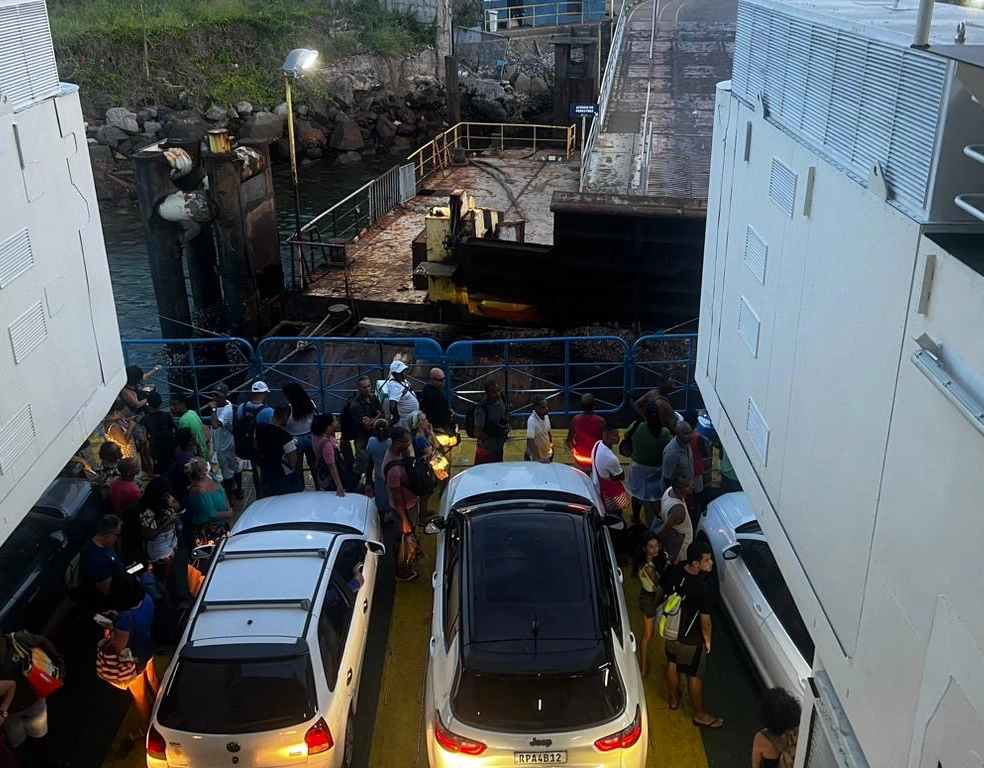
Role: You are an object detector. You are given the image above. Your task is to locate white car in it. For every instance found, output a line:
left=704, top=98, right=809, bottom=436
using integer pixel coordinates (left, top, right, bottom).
left=423, top=463, right=648, bottom=768
left=146, top=493, right=384, bottom=768
left=696, top=492, right=813, bottom=698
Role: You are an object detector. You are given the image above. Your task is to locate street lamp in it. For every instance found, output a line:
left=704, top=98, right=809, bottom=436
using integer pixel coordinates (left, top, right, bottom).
left=282, top=48, right=319, bottom=288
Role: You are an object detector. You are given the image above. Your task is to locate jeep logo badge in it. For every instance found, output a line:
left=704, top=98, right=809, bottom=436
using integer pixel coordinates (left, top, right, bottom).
left=530, top=737, right=553, bottom=748
left=226, top=742, right=241, bottom=753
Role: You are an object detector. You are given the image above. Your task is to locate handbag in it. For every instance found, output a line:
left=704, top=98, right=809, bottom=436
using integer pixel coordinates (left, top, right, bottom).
left=95, top=637, right=138, bottom=690
left=8, top=635, right=62, bottom=698
left=619, top=420, right=641, bottom=458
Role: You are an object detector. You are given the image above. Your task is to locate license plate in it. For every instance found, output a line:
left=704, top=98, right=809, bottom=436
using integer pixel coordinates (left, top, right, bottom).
left=514, top=751, right=567, bottom=764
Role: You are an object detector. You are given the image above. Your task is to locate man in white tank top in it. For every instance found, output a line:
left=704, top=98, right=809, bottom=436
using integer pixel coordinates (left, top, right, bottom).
left=653, top=472, right=693, bottom=562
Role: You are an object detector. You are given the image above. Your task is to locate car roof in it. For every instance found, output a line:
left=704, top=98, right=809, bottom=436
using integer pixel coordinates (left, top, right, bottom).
left=448, top=462, right=598, bottom=507
left=187, top=530, right=343, bottom=645
left=231, top=492, right=374, bottom=536
left=28, top=478, right=93, bottom=522
left=707, top=492, right=757, bottom=531
left=462, top=508, right=604, bottom=675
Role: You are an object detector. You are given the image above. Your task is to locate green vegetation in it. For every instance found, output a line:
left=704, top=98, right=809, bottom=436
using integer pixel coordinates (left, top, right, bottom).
left=48, top=0, right=434, bottom=114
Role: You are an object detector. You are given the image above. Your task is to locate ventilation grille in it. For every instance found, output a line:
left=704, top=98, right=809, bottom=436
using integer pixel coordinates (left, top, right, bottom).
left=9, top=300, right=47, bottom=363
left=769, top=158, right=796, bottom=217
left=0, top=228, right=34, bottom=288
left=803, top=706, right=840, bottom=768
left=746, top=397, right=769, bottom=463
left=0, top=402, right=35, bottom=474
left=0, top=0, right=59, bottom=112
left=744, top=225, right=767, bottom=283
left=732, top=0, right=946, bottom=218
left=738, top=296, right=761, bottom=357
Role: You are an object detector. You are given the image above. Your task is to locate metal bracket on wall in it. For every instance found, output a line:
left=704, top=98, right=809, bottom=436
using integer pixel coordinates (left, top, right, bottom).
left=867, top=161, right=890, bottom=201
left=912, top=333, right=984, bottom=438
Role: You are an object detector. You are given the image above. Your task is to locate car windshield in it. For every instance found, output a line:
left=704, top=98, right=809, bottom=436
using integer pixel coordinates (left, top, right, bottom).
left=156, top=654, right=316, bottom=733
left=452, top=665, right=625, bottom=731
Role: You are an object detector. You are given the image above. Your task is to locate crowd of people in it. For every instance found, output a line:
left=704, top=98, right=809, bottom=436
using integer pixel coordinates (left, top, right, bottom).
left=5, top=360, right=798, bottom=765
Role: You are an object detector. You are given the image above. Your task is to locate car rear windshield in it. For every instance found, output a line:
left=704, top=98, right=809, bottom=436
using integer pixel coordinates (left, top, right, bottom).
left=157, top=654, right=316, bottom=734
left=452, top=665, right=625, bottom=731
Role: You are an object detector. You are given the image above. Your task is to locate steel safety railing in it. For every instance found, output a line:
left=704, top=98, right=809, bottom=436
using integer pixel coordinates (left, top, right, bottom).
left=120, top=337, right=257, bottom=403
left=483, top=0, right=610, bottom=30
left=121, top=332, right=700, bottom=422
left=255, top=336, right=445, bottom=416
left=444, top=336, right=630, bottom=418
left=580, top=0, right=628, bottom=190
left=286, top=163, right=415, bottom=290
left=407, top=121, right=576, bottom=183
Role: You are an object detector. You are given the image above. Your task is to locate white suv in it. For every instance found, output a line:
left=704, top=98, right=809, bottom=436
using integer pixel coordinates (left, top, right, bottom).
left=146, top=492, right=384, bottom=768
left=423, top=463, right=648, bottom=767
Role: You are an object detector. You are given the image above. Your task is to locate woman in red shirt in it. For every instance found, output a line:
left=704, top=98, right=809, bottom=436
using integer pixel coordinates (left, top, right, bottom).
left=566, top=393, right=605, bottom=472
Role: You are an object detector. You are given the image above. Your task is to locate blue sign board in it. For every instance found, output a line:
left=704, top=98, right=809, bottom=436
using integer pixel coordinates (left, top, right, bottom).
left=570, top=103, right=599, bottom=117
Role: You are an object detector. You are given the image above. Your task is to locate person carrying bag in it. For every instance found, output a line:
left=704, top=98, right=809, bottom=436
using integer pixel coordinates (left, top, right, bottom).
left=96, top=572, right=160, bottom=730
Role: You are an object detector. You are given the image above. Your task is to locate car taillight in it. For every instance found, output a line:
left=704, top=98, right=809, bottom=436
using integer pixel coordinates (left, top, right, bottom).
left=147, top=725, right=167, bottom=760
left=305, top=718, right=334, bottom=755
left=594, top=705, right=643, bottom=752
left=434, top=711, right=487, bottom=755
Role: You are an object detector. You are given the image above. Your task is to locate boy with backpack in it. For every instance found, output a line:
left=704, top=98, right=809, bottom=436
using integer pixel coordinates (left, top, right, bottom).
left=385, top=427, right=436, bottom=582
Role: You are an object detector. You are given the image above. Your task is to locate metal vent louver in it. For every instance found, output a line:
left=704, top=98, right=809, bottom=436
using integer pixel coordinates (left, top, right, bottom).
left=769, top=158, right=796, bottom=217
left=0, top=228, right=34, bottom=287
left=746, top=397, right=769, bottom=463
left=0, top=0, right=59, bottom=112
left=0, top=402, right=35, bottom=474
left=738, top=296, right=761, bottom=357
left=744, top=225, right=767, bottom=283
left=732, top=0, right=946, bottom=218
left=8, top=300, right=47, bottom=363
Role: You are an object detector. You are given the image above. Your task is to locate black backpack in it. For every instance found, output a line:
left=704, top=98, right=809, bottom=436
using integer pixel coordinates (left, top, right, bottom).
left=385, top=455, right=437, bottom=497
left=463, top=401, right=488, bottom=439
left=233, top=402, right=264, bottom=460
left=339, top=396, right=359, bottom=440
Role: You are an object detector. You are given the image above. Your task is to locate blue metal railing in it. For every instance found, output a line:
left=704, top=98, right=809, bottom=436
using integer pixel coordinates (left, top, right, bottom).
left=120, top=332, right=700, bottom=419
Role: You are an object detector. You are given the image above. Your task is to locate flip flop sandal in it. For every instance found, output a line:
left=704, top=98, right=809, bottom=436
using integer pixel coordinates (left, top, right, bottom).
left=692, top=717, right=724, bottom=729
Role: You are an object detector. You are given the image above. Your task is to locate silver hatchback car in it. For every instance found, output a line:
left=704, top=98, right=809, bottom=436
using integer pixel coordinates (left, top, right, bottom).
left=423, top=463, right=648, bottom=768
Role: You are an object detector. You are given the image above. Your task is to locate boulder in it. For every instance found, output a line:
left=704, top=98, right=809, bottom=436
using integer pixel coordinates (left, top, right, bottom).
left=329, top=120, right=364, bottom=151
left=236, top=101, right=254, bottom=116
left=298, top=127, right=327, bottom=150
left=396, top=121, right=416, bottom=136
left=310, top=100, right=341, bottom=127
left=469, top=97, right=509, bottom=123
left=105, top=107, right=139, bottom=133
left=159, top=115, right=213, bottom=142
left=297, top=104, right=310, bottom=118
left=335, top=151, right=362, bottom=165
left=375, top=116, right=397, bottom=145
left=239, top=111, right=285, bottom=141
left=397, top=108, right=418, bottom=125
left=271, top=136, right=293, bottom=161
left=273, top=102, right=289, bottom=118
left=503, top=63, right=520, bottom=83
left=95, top=125, right=129, bottom=147
left=143, top=120, right=162, bottom=135
left=530, top=76, right=550, bottom=100
left=304, top=147, right=324, bottom=160
left=136, top=106, right=158, bottom=124
left=205, top=103, right=228, bottom=122
left=87, top=144, right=116, bottom=199
left=514, top=72, right=532, bottom=95
left=328, top=75, right=355, bottom=109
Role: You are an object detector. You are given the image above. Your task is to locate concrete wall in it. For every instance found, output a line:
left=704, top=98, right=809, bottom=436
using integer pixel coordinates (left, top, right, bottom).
left=698, top=81, right=984, bottom=767
left=0, top=85, right=125, bottom=537
left=386, top=0, right=438, bottom=22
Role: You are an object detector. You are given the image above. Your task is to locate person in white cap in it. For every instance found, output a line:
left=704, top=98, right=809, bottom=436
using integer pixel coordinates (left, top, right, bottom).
left=234, top=381, right=274, bottom=490
left=385, top=359, right=419, bottom=430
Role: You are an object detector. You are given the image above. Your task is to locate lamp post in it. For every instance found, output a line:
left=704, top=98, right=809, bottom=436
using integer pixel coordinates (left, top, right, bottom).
left=282, top=47, right=319, bottom=289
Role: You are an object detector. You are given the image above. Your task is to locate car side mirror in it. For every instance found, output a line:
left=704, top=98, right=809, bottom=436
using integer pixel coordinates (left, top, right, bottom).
left=723, top=544, right=740, bottom=560
left=366, top=540, right=386, bottom=556
left=602, top=514, right=626, bottom=531
left=49, top=531, right=68, bottom=550
left=424, top=518, right=445, bottom=535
